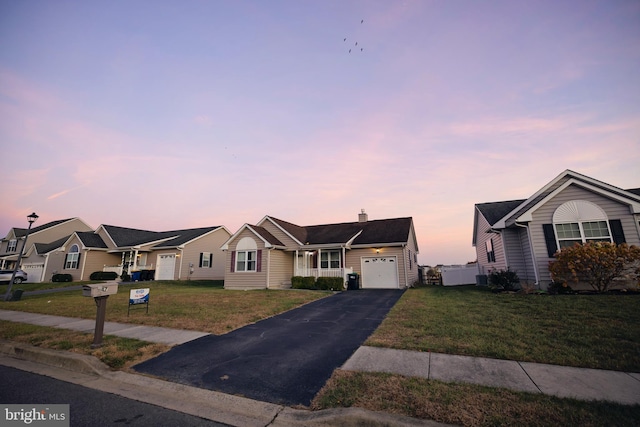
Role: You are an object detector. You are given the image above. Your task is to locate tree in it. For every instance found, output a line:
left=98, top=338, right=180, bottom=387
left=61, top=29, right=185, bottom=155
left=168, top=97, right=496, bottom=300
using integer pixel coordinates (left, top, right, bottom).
left=549, top=242, right=640, bottom=293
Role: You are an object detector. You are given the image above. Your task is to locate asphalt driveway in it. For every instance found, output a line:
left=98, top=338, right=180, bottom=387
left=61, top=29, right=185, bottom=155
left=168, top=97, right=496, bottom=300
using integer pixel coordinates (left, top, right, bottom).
left=133, top=289, right=404, bottom=406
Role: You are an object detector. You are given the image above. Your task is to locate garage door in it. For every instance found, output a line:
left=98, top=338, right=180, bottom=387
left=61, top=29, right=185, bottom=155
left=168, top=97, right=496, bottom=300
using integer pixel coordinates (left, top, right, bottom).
left=23, top=263, right=44, bottom=283
left=361, top=256, right=399, bottom=289
left=156, top=254, right=176, bottom=280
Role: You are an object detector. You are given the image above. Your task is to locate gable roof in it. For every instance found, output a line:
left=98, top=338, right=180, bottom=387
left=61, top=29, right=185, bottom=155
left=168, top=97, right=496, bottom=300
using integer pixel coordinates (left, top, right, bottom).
left=227, top=215, right=416, bottom=251
left=153, top=226, right=225, bottom=248
left=76, top=232, right=109, bottom=249
left=475, top=200, right=526, bottom=227
left=34, top=235, right=73, bottom=254
left=5, top=218, right=91, bottom=240
left=475, top=170, right=640, bottom=235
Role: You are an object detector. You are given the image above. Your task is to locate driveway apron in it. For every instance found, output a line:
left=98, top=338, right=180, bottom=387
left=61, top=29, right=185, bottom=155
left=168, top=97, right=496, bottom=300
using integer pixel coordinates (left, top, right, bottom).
left=133, top=289, right=404, bottom=406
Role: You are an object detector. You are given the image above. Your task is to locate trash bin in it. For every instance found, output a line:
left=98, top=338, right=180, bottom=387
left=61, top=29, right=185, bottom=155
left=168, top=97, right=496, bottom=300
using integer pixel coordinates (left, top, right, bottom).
left=347, top=273, right=360, bottom=290
left=10, top=289, right=23, bottom=301
left=131, top=271, right=142, bottom=281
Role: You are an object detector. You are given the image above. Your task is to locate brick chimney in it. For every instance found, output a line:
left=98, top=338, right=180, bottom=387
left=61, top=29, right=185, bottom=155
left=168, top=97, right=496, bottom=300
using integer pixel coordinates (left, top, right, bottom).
left=358, top=209, right=368, bottom=222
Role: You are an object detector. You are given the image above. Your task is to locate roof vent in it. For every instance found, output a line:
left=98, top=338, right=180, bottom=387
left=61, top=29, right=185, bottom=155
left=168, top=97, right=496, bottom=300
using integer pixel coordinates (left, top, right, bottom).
left=358, top=209, right=368, bottom=223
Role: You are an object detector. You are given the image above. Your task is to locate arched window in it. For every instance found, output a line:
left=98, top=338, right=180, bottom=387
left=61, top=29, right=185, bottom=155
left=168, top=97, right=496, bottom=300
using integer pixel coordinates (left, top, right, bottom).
left=65, top=244, right=80, bottom=269
left=553, top=200, right=612, bottom=249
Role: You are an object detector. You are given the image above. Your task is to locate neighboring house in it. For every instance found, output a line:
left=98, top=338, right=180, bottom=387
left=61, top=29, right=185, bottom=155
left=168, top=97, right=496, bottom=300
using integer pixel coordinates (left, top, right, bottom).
left=222, top=211, right=419, bottom=290
left=0, top=218, right=93, bottom=282
left=473, top=170, right=640, bottom=289
left=55, top=224, right=231, bottom=282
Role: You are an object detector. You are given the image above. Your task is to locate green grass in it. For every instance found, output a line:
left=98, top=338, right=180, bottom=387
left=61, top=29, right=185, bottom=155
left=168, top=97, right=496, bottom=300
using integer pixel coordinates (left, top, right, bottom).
left=367, top=285, right=640, bottom=371
left=0, top=280, right=331, bottom=334
left=312, top=371, right=640, bottom=427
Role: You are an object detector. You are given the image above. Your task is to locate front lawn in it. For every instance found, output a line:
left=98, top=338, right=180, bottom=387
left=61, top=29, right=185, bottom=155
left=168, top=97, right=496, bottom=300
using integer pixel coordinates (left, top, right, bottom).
left=0, top=280, right=331, bottom=334
left=367, top=285, right=640, bottom=372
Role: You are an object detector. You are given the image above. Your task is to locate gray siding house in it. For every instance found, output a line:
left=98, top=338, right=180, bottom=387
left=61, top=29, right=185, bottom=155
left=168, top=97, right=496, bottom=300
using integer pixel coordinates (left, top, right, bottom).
left=473, top=170, right=640, bottom=288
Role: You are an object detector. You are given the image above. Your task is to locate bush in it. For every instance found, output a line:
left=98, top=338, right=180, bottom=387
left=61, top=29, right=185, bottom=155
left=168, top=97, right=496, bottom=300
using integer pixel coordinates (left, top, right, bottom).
left=316, top=276, right=344, bottom=291
left=292, top=276, right=316, bottom=289
left=547, top=281, right=574, bottom=295
left=89, top=271, right=118, bottom=281
left=52, top=274, right=73, bottom=282
left=488, top=268, right=520, bottom=291
left=549, top=242, right=640, bottom=293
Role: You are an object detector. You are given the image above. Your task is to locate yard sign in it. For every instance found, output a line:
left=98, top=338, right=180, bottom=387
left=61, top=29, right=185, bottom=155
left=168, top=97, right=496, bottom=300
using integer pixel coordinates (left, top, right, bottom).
left=128, top=288, right=150, bottom=316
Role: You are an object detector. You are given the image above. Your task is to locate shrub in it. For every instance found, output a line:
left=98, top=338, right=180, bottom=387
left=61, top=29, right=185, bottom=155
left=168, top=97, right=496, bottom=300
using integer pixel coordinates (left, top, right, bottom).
left=292, top=276, right=316, bottom=289
left=316, top=276, right=344, bottom=291
left=52, top=274, right=73, bottom=282
left=89, top=271, right=118, bottom=281
left=488, top=267, right=520, bottom=291
left=547, top=281, right=574, bottom=295
left=549, top=242, right=640, bottom=293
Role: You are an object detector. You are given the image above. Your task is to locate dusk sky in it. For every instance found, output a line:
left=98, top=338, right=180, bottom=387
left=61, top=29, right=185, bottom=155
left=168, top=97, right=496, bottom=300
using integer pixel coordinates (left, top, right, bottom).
left=1, top=0, right=638, bottom=265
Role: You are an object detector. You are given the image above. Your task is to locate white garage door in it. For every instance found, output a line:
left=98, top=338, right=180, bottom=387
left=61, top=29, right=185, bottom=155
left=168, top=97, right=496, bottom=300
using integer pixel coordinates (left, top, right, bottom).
left=156, top=254, right=176, bottom=280
left=361, top=256, right=399, bottom=289
left=23, top=263, right=44, bottom=283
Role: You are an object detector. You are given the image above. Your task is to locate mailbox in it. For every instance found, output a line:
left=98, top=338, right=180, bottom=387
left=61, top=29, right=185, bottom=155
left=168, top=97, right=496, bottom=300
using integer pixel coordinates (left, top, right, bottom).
left=83, top=283, right=119, bottom=297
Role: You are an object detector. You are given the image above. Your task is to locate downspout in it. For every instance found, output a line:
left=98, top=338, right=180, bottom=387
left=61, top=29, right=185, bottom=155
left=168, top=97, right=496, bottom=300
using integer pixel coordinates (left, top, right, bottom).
left=515, top=222, right=539, bottom=287
left=403, top=244, right=408, bottom=289
left=178, top=247, right=184, bottom=279
left=266, top=248, right=271, bottom=289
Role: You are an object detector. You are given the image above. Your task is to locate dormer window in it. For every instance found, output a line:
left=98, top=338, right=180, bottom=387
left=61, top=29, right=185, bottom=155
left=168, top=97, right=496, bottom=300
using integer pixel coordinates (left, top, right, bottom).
left=7, top=239, right=17, bottom=252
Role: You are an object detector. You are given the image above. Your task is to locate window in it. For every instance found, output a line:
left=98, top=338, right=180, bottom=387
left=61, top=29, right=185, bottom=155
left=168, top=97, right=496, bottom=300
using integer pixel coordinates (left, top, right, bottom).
left=200, top=252, right=212, bottom=268
left=7, top=239, right=17, bottom=252
left=236, top=250, right=256, bottom=272
left=556, top=221, right=611, bottom=248
left=486, top=239, right=496, bottom=263
left=553, top=200, right=612, bottom=249
left=320, top=251, right=340, bottom=269
left=65, top=244, right=80, bottom=269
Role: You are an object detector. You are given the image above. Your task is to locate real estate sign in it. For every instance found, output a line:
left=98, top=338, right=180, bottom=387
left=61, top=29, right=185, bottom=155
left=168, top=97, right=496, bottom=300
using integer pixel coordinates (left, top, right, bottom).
left=128, top=288, right=150, bottom=315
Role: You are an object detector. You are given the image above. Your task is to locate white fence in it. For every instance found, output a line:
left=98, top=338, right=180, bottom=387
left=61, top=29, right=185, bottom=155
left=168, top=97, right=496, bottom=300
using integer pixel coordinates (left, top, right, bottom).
left=441, top=264, right=479, bottom=286
left=294, top=267, right=353, bottom=281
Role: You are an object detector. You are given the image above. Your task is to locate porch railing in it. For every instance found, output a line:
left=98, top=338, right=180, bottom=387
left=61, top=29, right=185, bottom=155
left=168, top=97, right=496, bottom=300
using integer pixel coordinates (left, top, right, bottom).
left=294, top=267, right=353, bottom=281
left=103, top=264, right=154, bottom=275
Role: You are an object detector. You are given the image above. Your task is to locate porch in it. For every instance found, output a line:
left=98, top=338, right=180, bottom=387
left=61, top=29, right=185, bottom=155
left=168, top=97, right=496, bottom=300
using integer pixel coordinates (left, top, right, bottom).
left=294, top=267, right=354, bottom=281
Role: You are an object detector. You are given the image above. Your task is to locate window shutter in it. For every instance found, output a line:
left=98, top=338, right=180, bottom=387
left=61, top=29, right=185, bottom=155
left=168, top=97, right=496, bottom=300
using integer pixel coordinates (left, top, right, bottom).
left=76, top=253, right=82, bottom=270
left=543, top=224, right=558, bottom=257
left=609, top=219, right=626, bottom=244
left=199, top=253, right=203, bottom=268
left=209, top=253, right=213, bottom=268
left=256, top=250, right=262, bottom=272
left=230, top=251, right=235, bottom=272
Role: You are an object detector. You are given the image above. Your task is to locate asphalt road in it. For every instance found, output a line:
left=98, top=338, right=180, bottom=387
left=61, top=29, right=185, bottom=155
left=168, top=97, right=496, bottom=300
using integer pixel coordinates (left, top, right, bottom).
left=0, top=365, right=230, bottom=426
left=134, top=289, right=404, bottom=406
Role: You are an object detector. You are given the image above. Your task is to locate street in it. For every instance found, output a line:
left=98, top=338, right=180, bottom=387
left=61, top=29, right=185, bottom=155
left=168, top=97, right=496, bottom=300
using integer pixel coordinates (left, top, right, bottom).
left=0, top=365, right=230, bottom=426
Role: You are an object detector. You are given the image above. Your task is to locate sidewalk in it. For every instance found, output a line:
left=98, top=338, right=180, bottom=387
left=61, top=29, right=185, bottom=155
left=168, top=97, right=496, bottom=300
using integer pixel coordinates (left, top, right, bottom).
left=1, top=308, right=639, bottom=425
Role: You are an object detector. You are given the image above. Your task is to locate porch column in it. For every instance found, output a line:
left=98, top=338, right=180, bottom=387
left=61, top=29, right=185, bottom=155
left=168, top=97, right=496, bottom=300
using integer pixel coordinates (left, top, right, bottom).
left=133, top=249, right=139, bottom=271
left=120, top=252, right=126, bottom=275
left=342, top=246, right=346, bottom=276
left=295, top=250, right=299, bottom=276
left=317, top=248, right=321, bottom=278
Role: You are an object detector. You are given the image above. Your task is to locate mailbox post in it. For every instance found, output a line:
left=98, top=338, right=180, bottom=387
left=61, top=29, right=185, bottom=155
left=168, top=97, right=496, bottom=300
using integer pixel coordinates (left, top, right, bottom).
left=82, top=283, right=119, bottom=348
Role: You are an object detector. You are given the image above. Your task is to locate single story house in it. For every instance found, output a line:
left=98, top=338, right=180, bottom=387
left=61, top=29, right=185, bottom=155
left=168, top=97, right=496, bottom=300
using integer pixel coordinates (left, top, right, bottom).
left=0, top=218, right=93, bottom=282
left=52, top=224, right=231, bottom=282
left=473, top=169, right=640, bottom=288
left=222, top=211, right=419, bottom=290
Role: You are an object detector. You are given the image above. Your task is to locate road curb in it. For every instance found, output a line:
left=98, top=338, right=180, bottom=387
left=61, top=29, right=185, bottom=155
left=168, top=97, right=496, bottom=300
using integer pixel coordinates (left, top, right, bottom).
left=0, top=340, right=110, bottom=376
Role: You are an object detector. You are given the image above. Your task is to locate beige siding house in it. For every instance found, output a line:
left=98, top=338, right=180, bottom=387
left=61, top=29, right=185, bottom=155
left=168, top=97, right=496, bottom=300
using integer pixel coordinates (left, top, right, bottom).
left=473, top=170, right=640, bottom=289
left=0, top=218, right=93, bottom=282
left=222, top=211, right=420, bottom=290
left=55, top=224, right=231, bottom=282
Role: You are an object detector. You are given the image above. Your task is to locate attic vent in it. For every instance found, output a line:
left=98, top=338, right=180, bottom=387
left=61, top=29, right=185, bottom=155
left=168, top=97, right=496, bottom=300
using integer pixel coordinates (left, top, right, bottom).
left=358, top=209, right=368, bottom=222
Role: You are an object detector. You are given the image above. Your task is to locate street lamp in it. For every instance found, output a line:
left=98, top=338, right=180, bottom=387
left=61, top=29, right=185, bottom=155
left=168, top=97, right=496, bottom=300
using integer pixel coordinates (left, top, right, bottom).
left=3, top=212, right=38, bottom=301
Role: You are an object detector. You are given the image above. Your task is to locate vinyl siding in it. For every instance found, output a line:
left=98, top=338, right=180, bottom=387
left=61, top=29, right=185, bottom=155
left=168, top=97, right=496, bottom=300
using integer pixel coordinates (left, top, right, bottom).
left=81, top=251, right=120, bottom=280
left=474, top=209, right=507, bottom=275
left=224, top=229, right=268, bottom=290
left=171, top=228, right=230, bottom=280
left=346, top=246, right=409, bottom=288
left=58, top=235, right=85, bottom=281
left=267, top=249, right=294, bottom=288
left=529, top=183, right=640, bottom=285
left=502, top=227, right=536, bottom=283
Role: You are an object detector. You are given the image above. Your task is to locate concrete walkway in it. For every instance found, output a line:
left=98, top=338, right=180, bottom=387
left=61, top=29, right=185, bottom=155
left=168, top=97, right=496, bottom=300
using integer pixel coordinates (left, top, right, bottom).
left=1, top=308, right=639, bottom=408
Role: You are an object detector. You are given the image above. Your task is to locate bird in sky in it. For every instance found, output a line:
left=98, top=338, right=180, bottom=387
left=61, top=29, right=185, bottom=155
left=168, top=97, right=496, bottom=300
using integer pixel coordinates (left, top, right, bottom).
left=361, top=19, right=364, bottom=23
